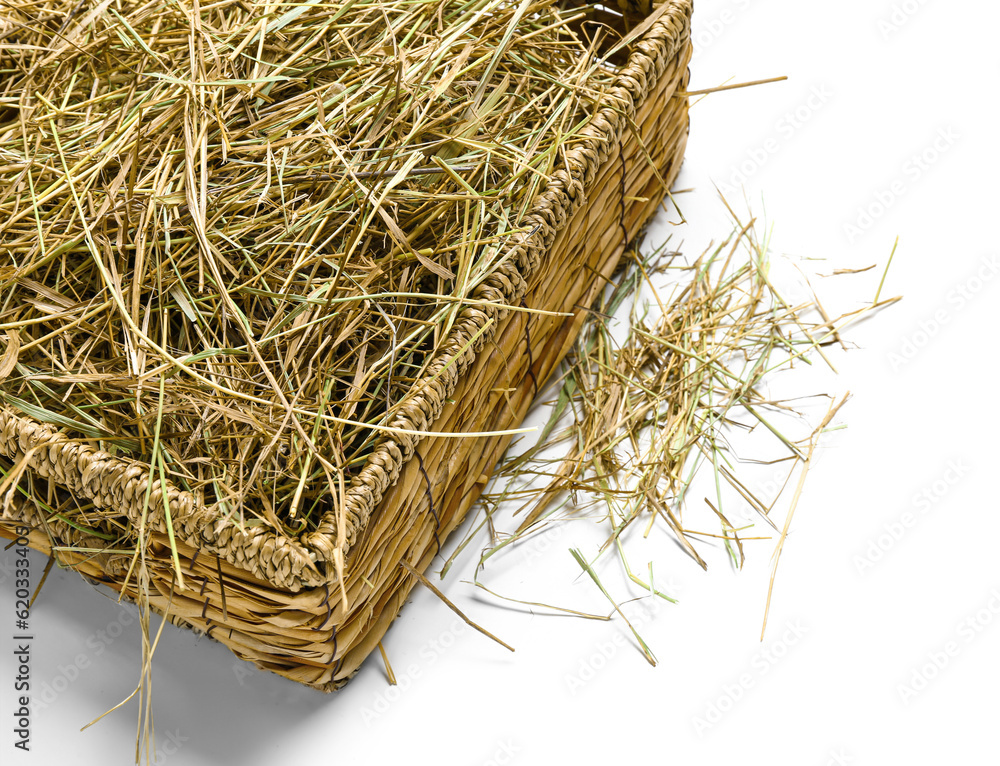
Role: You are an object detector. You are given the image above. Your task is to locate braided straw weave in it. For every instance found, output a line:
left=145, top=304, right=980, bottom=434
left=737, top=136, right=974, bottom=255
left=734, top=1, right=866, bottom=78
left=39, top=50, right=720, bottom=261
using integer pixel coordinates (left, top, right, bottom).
left=0, top=0, right=693, bottom=688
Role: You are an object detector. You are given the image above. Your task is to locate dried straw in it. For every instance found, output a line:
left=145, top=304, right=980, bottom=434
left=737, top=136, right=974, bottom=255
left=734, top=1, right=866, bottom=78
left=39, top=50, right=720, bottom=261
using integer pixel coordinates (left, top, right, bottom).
left=0, top=0, right=653, bottom=566
left=458, top=213, right=897, bottom=642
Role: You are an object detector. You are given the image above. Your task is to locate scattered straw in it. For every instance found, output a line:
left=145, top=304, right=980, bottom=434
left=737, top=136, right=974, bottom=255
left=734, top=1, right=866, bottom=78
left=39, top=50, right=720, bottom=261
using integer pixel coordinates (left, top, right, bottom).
left=459, top=211, right=898, bottom=649
left=401, top=557, right=514, bottom=652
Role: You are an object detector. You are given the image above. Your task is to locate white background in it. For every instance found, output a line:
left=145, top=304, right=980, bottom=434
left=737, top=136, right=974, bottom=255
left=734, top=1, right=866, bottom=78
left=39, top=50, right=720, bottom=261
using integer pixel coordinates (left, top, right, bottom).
left=3, top=0, right=998, bottom=763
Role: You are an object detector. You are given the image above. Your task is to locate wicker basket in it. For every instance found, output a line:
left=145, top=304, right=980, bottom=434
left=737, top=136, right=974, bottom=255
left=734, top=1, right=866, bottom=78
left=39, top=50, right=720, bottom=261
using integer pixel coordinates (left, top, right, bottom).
left=0, top=0, right=693, bottom=689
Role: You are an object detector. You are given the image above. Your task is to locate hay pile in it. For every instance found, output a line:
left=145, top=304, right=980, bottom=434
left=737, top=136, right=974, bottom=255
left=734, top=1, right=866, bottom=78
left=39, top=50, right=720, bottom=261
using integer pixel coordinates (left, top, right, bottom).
left=0, top=0, right=626, bottom=549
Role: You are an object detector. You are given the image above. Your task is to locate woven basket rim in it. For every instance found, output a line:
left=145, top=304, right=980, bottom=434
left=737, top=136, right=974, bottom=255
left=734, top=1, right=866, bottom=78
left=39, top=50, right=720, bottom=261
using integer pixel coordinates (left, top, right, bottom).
left=0, top=0, right=694, bottom=592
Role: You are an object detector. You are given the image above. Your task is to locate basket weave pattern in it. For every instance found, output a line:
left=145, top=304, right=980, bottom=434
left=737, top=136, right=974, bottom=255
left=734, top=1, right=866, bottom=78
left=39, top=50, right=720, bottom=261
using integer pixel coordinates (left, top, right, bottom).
left=1, top=0, right=694, bottom=688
